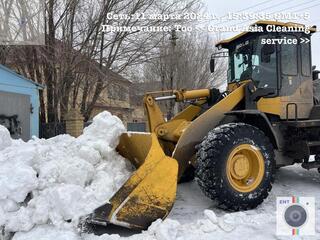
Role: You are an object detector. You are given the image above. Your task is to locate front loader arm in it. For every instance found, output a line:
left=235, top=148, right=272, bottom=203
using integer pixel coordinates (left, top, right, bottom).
left=173, top=83, right=247, bottom=176
left=88, top=84, right=246, bottom=230
left=144, top=89, right=211, bottom=140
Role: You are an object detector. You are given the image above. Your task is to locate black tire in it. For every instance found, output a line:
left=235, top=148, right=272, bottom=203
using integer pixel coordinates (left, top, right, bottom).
left=195, top=123, right=275, bottom=211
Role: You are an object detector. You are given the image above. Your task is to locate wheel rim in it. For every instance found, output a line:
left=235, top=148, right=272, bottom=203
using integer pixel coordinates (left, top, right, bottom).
left=226, top=144, right=265, bottom=193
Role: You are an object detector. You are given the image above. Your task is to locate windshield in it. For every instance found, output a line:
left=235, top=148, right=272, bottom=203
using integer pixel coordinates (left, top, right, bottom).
left=228, top=35, right=277, bottom=89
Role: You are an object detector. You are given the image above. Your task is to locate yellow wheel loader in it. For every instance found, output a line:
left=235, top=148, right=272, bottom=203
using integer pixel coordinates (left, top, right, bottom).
left=84, top=21, right=320, bottom=230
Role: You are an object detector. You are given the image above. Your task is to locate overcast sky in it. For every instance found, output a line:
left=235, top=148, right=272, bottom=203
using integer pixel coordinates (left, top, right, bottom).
left=203, top=0, right=320, bottom=68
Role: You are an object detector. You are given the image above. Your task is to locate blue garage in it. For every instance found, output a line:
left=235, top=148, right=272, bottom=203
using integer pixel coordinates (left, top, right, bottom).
left=0, top=64, right=43, bottom=141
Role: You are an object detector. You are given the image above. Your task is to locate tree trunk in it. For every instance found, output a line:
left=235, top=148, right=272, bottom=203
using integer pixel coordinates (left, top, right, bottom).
left=45, top=0, right=57, bottom=123
left=84, top=79, right=104, bottom=121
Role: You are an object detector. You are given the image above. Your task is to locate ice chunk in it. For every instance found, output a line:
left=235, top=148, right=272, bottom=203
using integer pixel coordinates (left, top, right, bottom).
left=197, top=218, right=217, bottom=233
left=0, top=199, right=19, bottom=212
left=148, top=219, right=181, bottom=240
left=204, top=209, right=218, bottom=224
left=6, top=207, right=34, bottom=232
left=0, top=162, right=38, bottom=202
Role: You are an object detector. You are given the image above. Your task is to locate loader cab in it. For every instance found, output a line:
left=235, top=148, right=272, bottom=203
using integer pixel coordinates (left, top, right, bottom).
left=226, top=34, right=278, bottom=92
left=215, top=21, right=317, bottom=119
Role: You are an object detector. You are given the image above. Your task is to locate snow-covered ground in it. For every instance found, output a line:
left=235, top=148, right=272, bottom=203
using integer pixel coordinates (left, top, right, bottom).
left=0, top=111, right=319, bottom=240
left=169, top=165, right=320, bottom=240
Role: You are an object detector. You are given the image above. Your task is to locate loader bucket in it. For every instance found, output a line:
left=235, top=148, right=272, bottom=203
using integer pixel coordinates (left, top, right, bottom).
left=89, top=132, right=178, bottom=230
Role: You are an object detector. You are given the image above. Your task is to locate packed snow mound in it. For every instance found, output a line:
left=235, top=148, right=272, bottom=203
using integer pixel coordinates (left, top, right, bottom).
left=2, top=111, right=319, bottom=240
left=0, top=125, right=12, bottom=151
left=0, top=111, right=132, bottom=236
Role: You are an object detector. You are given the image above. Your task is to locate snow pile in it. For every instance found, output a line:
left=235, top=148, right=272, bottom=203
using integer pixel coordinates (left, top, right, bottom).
left=0, top=125, right=12, bottom=151
left=1, top=111, right=319, bottom=240
left=0, top=111, right=131, bottom=236
left=1, top=111, right=247, bottom=240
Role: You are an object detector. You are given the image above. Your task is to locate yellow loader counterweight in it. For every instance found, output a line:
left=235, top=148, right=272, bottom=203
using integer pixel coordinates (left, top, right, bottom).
left=84, top=21, right=320, bottom=230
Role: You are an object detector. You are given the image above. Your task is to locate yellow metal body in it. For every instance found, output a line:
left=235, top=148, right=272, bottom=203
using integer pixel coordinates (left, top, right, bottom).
left=92, top=83, right=248, bottom=230
left=257, top=97, right=282, bottom=116
left=92, top=90, right=210, bottom=229
left=91, top=20, right=316, bottom=230
left=226, top=144, right=265, bottom=192
left=105, top=133, right=178, bottom=229
left=173, top=89, right=210, bottom=102
left=173, top=83, right=247, bottom=176
left=144, top=92, right=209, bottom=143
left=256, top=79, right=314, bottom=119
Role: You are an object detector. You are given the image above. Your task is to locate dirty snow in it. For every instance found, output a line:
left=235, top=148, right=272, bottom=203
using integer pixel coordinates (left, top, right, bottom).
left=0, top=111, right=319, bottom=240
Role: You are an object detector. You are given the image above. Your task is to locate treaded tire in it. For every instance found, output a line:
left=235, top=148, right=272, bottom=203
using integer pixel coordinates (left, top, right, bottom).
left=195, top=123, right=275, bottom=211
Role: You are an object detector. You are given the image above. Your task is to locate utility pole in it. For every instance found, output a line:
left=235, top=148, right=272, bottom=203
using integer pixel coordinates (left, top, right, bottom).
left=167, top=29, right=178, bottom=120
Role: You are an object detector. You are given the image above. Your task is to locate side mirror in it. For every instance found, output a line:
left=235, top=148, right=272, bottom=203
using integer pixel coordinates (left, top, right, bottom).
left=313, top=69, right=320, bottom=80
left=210, top=58, right=215, bottom=73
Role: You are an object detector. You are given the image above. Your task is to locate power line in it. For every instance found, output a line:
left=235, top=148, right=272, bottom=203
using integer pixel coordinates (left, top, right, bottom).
left=224, top=0, right=320, bottom=29
left=229, top=0, right=275, bottom=13
left=220, top=0, right=278, bottom=22
left=243, top=0, right=293, bottom=15
left=292, top=1, right=320, bottom=13
left=194, top=0, right=279, bottom=27
left=212, top=0, right=301, bottom=28
left=196, top=0, right=320, bottom=35
left=273, top=0, right=319, bottom=14
left=205, top=0, right=304, bottom=27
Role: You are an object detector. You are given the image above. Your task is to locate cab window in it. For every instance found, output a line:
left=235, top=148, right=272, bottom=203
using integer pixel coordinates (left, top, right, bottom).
left=301, top=40, right=311, bottom=77
left=228, top=35, right=278, bottom=89
left=281, top=35, right=298, bottom=76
